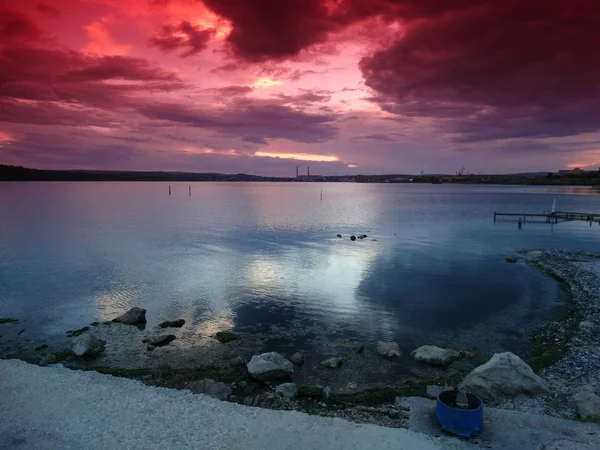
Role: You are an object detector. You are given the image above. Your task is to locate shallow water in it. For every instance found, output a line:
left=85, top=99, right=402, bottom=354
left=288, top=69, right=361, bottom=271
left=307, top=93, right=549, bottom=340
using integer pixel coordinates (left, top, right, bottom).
left=1, top=182, right=600, bottom=379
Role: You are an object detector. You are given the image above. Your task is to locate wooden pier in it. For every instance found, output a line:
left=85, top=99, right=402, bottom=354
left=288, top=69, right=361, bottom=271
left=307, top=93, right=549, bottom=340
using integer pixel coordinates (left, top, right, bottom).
left=494, top=211, right=600, bottom=224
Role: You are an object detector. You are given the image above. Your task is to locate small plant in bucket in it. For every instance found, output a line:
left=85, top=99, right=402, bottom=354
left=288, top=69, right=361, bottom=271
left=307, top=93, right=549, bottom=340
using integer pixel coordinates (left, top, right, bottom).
left=436, top=382, right=484, bottom=438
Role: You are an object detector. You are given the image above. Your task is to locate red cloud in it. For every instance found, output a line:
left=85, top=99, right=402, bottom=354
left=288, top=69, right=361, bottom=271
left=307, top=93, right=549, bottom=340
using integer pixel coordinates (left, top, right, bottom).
left=0, top=9, right=42, bottom=41
left=360, top=0, right=600, bottom=140
left=202, top=0, right=342, bottom=62
left=150, top=21, right=214, bottom=57
left=201, top=0, right=476, bottom=62
left=0, top=8, right=186, bottom=119
left=136, top=99, right=338, bottom=143
left=36, top=4, right=61, bottom=17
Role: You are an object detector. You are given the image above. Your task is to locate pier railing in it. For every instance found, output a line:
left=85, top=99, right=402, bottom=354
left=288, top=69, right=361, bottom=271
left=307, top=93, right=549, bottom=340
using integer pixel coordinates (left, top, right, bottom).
left=494, top=211, right=600, bottom=224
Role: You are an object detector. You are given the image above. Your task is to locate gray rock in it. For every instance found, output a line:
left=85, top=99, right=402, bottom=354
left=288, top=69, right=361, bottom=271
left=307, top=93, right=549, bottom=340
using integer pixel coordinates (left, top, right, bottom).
left=459, top=352, right=550, bottom=403
left=426, top=385, right=445, bottom=399
left=158, top=319, right=185, bottom=328
left=230, top=356, right=245, bottom=366
left=187, top=379, right=232, bottom=400
left=112, top=307, right=147, bottom=326
left=247, top=352, right=293, bottom=381
left=146, top=335, right=175, bottom=351
left=376, top=341, right=401, bottom=358
left=290, top=352, right=305, bottom=365
left=275, top=383, right=297, bottom=399
left=320, top=356, right=343, bottom=368
left=323, top=386, right=332, bottom=401
left=38, top=353, right=58, bottom=366
left=411, top=345, right=456, bottom=366
left=350, top=235, right=356, bottom=241
left=570, top=386, right=600, bottom=419
left=72, top=333, right=105, bottom=357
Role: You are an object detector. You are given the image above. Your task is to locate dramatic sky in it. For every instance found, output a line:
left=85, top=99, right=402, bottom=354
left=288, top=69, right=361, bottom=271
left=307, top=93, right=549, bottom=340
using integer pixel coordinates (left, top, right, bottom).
left=1, top=0, right=599, bottom=175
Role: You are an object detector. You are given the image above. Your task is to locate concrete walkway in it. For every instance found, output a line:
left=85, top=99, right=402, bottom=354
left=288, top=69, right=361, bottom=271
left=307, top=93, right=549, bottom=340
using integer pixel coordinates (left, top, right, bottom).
left=0, top=360, right=441, bottom=450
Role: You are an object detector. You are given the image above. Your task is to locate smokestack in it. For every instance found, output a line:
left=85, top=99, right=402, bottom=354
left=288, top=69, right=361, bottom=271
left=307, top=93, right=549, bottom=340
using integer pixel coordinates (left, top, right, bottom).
left=296, top=165, right=299, bottom=178
left=308, top=166, right=310, bottom=179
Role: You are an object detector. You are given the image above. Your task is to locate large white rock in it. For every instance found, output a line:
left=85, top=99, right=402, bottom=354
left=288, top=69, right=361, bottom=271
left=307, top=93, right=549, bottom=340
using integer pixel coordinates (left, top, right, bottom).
left=376, top=341, right=401, bottom=358
left=459, top=352, right=549, bottom=403
left=72, top=333, right=105, bottom=357
left=411, top=345, right=456, bottom=366
left=247, top=352, right=293, bottom=380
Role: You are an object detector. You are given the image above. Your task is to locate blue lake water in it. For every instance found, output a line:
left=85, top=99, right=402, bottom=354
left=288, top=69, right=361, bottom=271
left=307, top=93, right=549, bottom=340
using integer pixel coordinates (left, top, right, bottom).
left=1, top=182, right=600, bottom=367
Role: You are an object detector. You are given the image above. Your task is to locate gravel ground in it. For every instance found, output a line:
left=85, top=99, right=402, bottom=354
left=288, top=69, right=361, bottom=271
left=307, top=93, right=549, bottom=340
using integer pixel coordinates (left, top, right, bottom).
left=0, top=359, right=442, bottom=450
left=502, top=249, right=600, bottom=417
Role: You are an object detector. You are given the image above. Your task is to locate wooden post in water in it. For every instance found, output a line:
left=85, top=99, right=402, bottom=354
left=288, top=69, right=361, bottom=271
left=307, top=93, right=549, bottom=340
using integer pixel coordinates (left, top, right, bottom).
left=189, top=185, right=191, bottom=196
left=320, top=188, right=323, bottom=201
left=169, top=185, right=171, bottom=195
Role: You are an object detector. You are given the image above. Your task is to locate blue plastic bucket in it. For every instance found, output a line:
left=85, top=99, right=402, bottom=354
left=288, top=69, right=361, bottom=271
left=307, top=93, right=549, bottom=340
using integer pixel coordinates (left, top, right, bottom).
left=436, top=391, right=483, bottom=438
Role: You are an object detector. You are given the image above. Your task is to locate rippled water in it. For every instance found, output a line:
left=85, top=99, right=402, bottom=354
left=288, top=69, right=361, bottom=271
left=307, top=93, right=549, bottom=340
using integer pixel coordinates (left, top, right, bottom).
left=1, top=182, right=600, bottom=371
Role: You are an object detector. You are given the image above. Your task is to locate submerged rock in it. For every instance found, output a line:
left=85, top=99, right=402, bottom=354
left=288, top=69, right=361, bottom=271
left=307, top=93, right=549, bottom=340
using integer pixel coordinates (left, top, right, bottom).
left=66, top=326, right=89, bottom=337
left=187, top=379, right=232, bottom=400
left=505, top=255, right=518, bottom=263
left=332, top=339, right=364, bottom=353
left=411, top=345, right=456, bottom=367
left=0, top=318, right=19, bottom=324
left=376, top=341, right=401, bottom=358
left=459, top=352, right=550, bottom=403
left=38, top=353, right=58, bottom=366
left=247, top=352, right=293, bottom=380
left=72, top=333, right=105, bottom=357
left=290, top=352, right=305, bottom=365
left=275, top=383, right=297, bottom=399
left=336, top=234, right=342, bottom=238
left=297, top=385, right=324, bottom=398
left=158, top=319, right=185, bottom=328
left=112, top=307, right=147, bottom=326
left=146, top=334, right=176, bottom=351
left=357, top=234, right=368, bottom=239
left=230, top=356, right=245, bottom=366
left=320, top=356, right=343, bottom=368
left=570, top=386, right=600, bottom=420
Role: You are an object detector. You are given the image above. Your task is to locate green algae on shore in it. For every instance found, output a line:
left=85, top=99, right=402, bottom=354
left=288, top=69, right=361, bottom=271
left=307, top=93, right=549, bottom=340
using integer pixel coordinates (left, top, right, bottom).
left=215, top=331, right=239, bottom=343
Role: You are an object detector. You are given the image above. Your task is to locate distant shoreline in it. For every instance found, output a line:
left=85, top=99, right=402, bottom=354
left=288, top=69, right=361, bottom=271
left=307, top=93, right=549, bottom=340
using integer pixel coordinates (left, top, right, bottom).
left=2, top=164, right=600, bottom=185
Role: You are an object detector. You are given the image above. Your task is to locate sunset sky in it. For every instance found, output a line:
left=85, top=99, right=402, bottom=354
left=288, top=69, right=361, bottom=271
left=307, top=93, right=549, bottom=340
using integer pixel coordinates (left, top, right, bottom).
left=1, top=0, right=599, bottom=175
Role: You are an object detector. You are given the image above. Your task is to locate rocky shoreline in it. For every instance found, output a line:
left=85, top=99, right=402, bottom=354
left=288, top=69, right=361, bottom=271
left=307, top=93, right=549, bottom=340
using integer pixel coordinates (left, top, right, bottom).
left=1, top=249, right=599, bottom=426
left=501, top=249, right=600, bottom=420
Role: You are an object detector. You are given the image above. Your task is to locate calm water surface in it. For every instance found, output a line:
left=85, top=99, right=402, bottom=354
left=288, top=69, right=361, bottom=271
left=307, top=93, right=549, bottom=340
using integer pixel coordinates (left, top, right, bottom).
left=1, top=182, right=600, bottom=365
